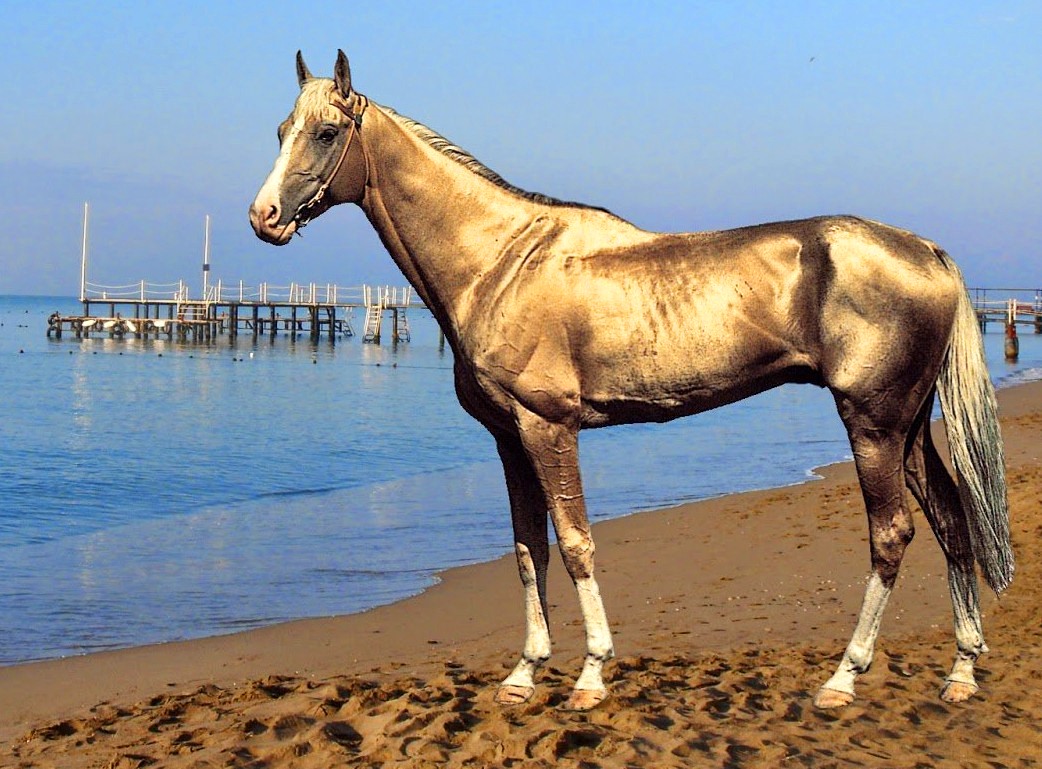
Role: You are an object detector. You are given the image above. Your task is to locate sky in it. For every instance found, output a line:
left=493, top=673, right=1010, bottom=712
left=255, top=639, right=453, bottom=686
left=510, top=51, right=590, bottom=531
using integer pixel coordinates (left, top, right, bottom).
left=1, top=1, right=1039, bottom=296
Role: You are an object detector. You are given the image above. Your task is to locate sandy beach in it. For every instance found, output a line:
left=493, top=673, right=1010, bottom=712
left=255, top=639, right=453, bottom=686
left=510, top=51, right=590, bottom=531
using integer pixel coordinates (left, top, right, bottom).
left=1, top=380, right=1040, bottom=768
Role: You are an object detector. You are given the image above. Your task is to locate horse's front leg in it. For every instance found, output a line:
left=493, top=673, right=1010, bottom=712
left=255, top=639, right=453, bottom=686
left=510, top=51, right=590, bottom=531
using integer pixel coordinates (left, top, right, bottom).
left=494, top=434, right=552, bottom=705
left=516, top=410, right=614, bottom=711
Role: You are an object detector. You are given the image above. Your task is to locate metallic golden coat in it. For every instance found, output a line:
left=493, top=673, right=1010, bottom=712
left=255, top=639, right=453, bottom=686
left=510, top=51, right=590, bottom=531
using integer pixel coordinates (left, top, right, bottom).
left=251, top=51, right=1010, bottom=711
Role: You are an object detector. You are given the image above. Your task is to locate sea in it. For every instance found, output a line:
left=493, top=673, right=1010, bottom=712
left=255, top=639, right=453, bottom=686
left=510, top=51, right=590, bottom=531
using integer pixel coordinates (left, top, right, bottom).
left=1, top=294, right=1040, bottom=666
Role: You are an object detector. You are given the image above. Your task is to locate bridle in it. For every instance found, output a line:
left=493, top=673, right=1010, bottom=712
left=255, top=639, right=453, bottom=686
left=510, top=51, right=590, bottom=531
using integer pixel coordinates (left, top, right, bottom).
left=290, top=94, right=370, bottom=233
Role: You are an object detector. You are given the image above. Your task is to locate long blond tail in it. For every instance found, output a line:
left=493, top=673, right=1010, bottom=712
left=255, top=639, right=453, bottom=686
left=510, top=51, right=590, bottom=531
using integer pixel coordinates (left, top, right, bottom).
left=935, top=255, right=1013, bottom=593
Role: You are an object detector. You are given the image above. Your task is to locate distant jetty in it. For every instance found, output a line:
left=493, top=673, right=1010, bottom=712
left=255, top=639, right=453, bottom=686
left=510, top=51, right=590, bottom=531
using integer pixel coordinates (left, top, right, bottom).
left=969, top=288, right=1042, bottom=333
left=47, top=282, right=423, bottom=344
left=46, top=204, right=427, bottom=345
left=969, top=287, right=1042, bottom=361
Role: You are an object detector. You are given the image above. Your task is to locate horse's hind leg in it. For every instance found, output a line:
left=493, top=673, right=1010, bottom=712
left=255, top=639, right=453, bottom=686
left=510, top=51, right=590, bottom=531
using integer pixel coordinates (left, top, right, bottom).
left=494, top=433, right=553, bottom=705
left=815, top=403, right=915, bottom=709
left=904, top=392, right=987, bottom=703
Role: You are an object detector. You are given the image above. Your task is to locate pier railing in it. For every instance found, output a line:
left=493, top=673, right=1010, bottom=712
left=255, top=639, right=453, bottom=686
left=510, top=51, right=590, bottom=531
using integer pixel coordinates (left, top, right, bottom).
left=84, top=280, right=190, bottom=302
left=969, top=288, right=1041, bottom=319
left=967, top=287, right=1042, bottom=347
left=969, top=287, right=1041, bottom=316
left=84, top=280, right=422, bottom=309
left=203, top=281, right=369, bottom=306
left=969, top=287, right=1041, bottom=306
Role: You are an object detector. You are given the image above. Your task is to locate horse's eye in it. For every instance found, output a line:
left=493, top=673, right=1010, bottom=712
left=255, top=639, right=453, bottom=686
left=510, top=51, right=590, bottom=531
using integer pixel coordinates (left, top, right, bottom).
left=317, top=126, right=338, bottom=143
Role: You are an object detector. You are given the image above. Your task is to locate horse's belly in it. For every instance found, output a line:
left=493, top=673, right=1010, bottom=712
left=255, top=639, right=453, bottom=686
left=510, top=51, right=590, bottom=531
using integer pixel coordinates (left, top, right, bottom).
left=578, top=330, right=817, bottom=427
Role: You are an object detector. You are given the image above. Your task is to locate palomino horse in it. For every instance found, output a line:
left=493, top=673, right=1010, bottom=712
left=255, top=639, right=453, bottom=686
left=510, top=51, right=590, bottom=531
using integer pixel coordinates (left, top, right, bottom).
left=250, top=51, right=1012, bottom=712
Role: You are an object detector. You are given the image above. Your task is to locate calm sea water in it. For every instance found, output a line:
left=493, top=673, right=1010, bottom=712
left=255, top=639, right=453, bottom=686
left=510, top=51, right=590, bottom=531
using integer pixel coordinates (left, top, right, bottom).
left=1, top=294, right=1039, bottom=665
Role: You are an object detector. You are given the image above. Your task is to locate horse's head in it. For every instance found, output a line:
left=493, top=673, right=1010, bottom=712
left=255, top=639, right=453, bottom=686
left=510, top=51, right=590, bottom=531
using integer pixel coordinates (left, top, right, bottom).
left=249, top=50, right=369, bottom=245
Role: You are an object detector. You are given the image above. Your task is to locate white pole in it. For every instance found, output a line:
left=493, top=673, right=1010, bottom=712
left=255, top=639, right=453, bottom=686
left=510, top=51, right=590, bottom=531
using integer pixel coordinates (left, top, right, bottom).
left=79, top=202, right=89, bottom=302
left=202, top=214, right=211, bottom=301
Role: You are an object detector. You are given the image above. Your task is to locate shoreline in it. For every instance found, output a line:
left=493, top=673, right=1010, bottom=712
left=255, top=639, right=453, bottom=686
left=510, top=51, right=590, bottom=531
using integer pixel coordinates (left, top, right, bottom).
left=2, top=379, right=1040, bottom=766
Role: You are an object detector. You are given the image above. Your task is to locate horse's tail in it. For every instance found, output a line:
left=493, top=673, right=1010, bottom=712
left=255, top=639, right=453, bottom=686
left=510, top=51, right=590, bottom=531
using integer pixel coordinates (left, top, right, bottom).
left=935, top=251, right=1013, bottom=593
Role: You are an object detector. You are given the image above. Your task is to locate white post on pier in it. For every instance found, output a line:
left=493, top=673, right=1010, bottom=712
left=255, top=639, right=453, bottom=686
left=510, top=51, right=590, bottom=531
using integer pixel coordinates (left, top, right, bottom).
left=79, top=202, right=90, bottom=302
left=202, top=214, right=212, bottom=301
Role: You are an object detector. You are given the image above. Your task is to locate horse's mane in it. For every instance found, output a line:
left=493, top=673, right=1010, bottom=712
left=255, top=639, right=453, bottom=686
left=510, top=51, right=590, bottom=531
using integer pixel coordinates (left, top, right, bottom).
left=379, top=105, right=615, bottom=216
left=295, top=80, right=614, bottom=215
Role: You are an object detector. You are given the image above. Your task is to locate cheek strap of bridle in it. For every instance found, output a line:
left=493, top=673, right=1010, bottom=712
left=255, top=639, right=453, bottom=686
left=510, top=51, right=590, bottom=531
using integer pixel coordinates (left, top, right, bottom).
left=292, top=94, right=370, bottom=229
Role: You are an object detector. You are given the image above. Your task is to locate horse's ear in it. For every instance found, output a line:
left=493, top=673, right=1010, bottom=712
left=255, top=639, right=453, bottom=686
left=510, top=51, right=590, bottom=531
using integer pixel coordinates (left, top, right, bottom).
left=296, top=51, right=313, bottom=89
left=334, top=49, right=353, bottom=99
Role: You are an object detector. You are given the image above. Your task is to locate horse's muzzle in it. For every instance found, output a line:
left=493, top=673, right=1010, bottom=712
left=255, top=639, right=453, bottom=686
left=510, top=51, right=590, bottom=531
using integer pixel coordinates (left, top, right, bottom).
left=249, top=201, right=296, bottom=246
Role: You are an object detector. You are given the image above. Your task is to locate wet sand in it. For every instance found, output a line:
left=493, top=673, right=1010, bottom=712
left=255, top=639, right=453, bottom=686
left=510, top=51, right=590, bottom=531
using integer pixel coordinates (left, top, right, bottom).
left=2, top=381, right=1040, bottom=768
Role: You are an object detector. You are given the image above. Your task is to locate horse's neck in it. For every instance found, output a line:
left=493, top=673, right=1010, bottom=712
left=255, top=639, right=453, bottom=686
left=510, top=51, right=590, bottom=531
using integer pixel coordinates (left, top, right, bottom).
left=358, top=106, right=646, bottom=340
left=358, top=107, right=534, bottom=331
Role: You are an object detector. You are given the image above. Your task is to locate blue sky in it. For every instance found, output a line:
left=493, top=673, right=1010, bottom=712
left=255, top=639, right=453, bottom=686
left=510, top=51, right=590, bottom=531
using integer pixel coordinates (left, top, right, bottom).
left=1, top=1, right=1039, bottom=296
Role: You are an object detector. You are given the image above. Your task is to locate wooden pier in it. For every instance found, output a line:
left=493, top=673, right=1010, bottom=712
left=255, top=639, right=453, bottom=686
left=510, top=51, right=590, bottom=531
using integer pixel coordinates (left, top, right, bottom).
left=968, top=287, right=1041, bottom=361
left=46, top=281, right=425, bottom=344
left=49, top=205, right=430, bottom=345
left=970, top=288, right=1042, bottom=334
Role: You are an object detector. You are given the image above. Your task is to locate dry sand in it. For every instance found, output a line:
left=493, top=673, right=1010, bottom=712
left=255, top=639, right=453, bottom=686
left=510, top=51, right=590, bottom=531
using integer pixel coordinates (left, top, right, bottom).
left=2, top=381, right=1040, bottom=768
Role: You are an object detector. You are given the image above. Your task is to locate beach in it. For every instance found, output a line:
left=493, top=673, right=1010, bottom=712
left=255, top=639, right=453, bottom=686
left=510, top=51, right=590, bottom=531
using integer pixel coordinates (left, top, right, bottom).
left=1, top=380, right=1040, bottom=768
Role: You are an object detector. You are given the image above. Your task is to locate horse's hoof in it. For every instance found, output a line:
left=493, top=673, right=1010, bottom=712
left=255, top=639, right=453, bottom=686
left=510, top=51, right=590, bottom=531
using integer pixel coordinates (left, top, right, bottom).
left=813, top=686, right=854, bottom=709
left=495, top=684, right=535, bottom=705
left=940, top=679, right=979, bottom=704
left=562, top=688, right=609, bottom=712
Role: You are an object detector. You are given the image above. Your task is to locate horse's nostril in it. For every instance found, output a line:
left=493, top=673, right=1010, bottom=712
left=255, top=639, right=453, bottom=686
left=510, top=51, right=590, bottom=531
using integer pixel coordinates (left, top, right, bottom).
left=265, top=204, right=280, bottom=225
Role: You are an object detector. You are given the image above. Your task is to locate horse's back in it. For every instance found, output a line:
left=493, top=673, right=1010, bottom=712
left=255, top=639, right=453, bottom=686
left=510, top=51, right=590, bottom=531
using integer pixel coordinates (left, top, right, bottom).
left=463, top=212, right=963, bottom=428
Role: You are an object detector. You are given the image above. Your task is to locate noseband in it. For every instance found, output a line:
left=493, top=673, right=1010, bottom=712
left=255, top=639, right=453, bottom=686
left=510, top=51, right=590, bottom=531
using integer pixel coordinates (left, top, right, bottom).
left=291, top=94, right=370, bottom=231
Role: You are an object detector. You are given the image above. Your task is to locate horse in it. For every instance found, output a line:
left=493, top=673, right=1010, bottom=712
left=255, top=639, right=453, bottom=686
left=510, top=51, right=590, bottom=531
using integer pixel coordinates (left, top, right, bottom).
left=249, top=50, right=1012, bottom=712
